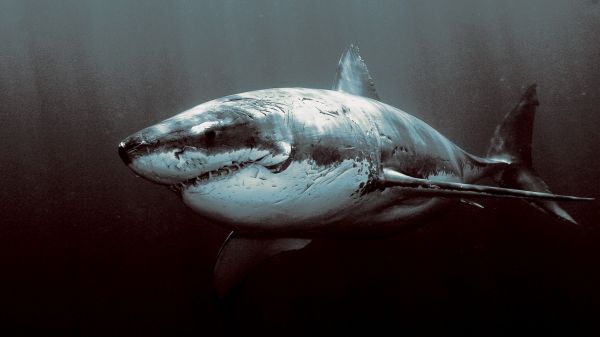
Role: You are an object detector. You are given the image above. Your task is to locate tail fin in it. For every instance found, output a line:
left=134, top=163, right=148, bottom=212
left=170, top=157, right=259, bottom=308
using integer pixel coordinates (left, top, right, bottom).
left=487, top=84, right=583, bottom=224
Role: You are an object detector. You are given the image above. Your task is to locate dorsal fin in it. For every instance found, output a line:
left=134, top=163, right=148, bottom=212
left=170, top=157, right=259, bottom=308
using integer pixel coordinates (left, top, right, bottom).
left=213, top=232, right=311, bottom=298
left=332, top=44, right=380, bottom=100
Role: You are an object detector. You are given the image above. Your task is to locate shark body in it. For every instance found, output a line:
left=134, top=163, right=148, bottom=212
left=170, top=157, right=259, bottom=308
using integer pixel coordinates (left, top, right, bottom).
left=118, top=45, right=592, bottom=296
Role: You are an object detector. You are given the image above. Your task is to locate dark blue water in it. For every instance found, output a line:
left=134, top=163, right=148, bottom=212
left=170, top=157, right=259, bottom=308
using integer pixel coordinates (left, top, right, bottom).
left=1, top=1, right=599, bottom=336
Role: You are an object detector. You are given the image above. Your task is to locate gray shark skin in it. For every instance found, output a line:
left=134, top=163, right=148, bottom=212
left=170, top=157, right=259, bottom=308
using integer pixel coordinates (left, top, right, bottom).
left=118, top=45, right=592, bottom=297
left=121, top=87, right=479, bottom=235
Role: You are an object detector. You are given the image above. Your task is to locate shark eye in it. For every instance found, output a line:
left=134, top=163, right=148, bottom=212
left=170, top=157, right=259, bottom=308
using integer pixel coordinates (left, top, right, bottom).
left=206, top=130, right=216, bottom=140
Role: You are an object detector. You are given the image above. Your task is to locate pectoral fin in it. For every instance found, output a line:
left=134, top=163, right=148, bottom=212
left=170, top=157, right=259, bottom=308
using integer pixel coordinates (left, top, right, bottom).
left=383, top=168, right=593, bottom=202
left=214, top=232, right=311, bottom=298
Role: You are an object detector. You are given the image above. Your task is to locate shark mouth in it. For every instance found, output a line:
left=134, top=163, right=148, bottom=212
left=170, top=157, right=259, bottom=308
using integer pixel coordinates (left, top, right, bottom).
left=168, top=155, right=292, bottom=193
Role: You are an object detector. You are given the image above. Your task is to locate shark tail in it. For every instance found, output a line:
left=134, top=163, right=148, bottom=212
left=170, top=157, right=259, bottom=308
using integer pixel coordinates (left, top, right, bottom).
left=486, top=84, right=581, bottom=224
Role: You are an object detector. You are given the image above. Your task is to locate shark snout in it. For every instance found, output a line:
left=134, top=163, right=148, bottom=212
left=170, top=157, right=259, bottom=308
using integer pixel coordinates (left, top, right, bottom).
left=118, top=140, right=132, bottom=165
left=118, top=135, right=149, bottom=166
left=118, top=133, right=209, bottom=185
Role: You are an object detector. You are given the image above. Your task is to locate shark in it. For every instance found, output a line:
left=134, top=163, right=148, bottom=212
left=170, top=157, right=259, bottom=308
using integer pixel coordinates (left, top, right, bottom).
left=118, top=45, right=592, bottom=296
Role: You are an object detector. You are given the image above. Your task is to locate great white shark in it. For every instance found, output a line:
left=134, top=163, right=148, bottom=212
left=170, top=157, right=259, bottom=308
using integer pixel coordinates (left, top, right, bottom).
left=118, top=45, right=592, bottom=296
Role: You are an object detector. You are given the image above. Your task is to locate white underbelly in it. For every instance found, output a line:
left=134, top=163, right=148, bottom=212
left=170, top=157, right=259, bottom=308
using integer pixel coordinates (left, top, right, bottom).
left=181, top=159, right=371, bottom=230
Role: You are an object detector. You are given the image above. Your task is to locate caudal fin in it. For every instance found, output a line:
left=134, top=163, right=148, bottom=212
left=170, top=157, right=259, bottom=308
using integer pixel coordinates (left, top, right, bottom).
left=487, top=85, right=588, bottom=224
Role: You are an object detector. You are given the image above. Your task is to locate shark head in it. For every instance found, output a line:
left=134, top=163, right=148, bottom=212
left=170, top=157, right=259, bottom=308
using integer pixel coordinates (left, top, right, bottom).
left=118, top=95, right=294, bottom=209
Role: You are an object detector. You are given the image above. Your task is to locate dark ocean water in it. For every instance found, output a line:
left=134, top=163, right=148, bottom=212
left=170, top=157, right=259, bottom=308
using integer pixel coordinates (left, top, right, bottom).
left=1, top=1, right=599, bottom=336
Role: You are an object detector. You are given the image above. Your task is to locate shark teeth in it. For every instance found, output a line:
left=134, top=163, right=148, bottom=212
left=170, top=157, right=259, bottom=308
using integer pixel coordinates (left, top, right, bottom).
left=168, top=154, right=292, bottom=193
left=168, top=161, right=252, bottom=192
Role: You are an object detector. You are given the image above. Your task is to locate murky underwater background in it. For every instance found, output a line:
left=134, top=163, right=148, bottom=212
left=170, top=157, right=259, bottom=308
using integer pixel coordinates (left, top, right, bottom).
left=1, top=0, right=599, bottom=336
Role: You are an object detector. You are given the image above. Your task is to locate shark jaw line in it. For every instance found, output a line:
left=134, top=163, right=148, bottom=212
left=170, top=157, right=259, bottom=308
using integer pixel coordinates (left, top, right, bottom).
left=168, top=153, right=292, bottom=193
